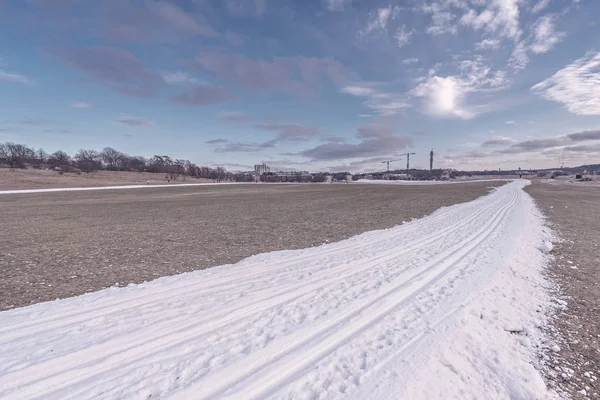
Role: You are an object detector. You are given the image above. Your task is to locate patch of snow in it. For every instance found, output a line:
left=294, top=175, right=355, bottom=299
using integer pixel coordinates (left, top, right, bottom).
left=355, top=179, right=513, bottom=185
left=0, top=182, right=246, bottom=195
left=0, top=180, right=556, bottom=399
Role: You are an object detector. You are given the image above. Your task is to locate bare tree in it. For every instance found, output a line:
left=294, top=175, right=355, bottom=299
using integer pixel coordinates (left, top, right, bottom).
left=74, top=149, right=101, bottom=172
left=47, top=150, right=71, bottom=169
left=127, top=156, right=146, bottom=173
left=2, top=142, right=35, bottom=170
left=101, top=147, right=123, bottom=171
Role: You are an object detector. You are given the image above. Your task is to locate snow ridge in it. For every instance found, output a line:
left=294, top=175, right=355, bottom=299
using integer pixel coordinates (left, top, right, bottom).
left=0, top=180, right=555, bottom=399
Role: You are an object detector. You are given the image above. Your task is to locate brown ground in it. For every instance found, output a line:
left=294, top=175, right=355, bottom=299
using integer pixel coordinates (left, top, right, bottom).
left=525, top=181, right=600, bottom=399
left=0, top=181, right=503, bottom=310
left=0, top=169, right=211, bottom=190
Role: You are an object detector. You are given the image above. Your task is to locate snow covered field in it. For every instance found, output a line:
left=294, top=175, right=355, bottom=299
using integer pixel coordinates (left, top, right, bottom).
left=0, top=180, right=556, bottom=399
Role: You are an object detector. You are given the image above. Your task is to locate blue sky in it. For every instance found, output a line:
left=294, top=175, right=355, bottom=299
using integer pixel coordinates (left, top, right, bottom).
left=1, top=0, right=599, bottom=172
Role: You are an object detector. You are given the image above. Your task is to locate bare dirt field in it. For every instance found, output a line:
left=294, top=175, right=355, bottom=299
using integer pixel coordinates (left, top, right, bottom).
left=525, top=181, right=600, bottom=398
left=0, top=169, right=211, bottom=190
left=0, top=181, right=503, bottom=310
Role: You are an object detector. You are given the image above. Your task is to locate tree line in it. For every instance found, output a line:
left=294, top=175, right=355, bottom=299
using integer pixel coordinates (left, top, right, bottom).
left=0, top=141, right=244, bottom=181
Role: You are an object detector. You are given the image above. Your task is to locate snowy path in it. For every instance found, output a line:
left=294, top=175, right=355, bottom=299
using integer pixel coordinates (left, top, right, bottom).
left=0, top=180, right=554, bottom=399
left=355, top=178, right=512, bottom=185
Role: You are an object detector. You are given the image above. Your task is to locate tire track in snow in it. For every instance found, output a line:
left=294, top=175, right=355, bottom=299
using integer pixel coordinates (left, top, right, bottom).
left=0, top=182, right=534, bottom=400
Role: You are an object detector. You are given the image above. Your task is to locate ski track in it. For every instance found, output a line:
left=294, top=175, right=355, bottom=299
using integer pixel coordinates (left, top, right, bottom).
left=0, top=180, right=554, bottom=399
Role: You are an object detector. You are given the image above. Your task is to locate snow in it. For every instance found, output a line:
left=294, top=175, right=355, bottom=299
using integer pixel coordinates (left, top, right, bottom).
left=0, top=180, right=556, bottom=399
left=0, top=182, right=243, bottom=195
left=356, top=178, right=513, bottom=185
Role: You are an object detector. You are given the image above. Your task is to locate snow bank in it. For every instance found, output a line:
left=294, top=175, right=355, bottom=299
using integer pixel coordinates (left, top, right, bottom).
left=0, top=182, right=244, bottom=195
left=0, top=180, right=556, bottom=399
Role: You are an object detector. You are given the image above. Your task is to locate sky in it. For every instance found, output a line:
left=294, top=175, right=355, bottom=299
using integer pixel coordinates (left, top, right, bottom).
left=1, top=0, right=599, bottom=173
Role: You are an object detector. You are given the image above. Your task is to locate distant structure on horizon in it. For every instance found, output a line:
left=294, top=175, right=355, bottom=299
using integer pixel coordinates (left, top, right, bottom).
left=254, top=162, right=271, bottom=175
left=430, top=149, right=434, bottom=171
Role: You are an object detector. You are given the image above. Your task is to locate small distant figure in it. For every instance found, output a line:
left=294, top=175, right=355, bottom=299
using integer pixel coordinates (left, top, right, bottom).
left=146, top=180, right=150, bottom=185
left=167, top=179, right=171, bottom=183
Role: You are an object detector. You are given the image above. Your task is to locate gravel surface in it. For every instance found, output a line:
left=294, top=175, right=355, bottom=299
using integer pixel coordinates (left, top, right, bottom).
left=525, top=181, right=600, bottom=399
left=0, top=182, right=502, bottom=310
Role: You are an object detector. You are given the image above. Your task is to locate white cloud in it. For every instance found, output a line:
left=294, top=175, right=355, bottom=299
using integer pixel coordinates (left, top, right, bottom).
left=531, top=51, right=600, bottom=115
left=362, top=5, right=400, bottom=35
left=341, top=84, right=409, bottom=116
left=459, top=0, right=522, bottom=40
left=411, top=56, right=509, bottom=119
left=474, top=38, right=501, bottom=50
left=412, top=76, right=474, bottom=119
left=457, top=55, right=510, bottom=90
left=531, top=0, right=550, bottom=13
left=71, top=102, right=92, bottom=109
left=161, top=71, right=200, bottom=85
left=341, top=86, right=375, bottom=96
left=509, top=41, right=529, bottom=70
left=529, top=15, right=565, bottom=54
left=0, top=69, right=32, bottom=85
left=424, top=4, right=458, bottom=35
left=402, top=57, right=419, bottom=64
left=505, top=120, right=516, bottom=125
left=325, top=0, right=351, bottom=11
left=394, top=25, right=414, bottom=48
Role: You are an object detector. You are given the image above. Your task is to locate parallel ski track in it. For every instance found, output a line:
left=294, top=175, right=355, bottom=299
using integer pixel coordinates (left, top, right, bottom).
left=0, top=183, right=524, bottom=400
left=0, top=186, right=503, bottom=343
left=175, top=189, right=518, bottom=399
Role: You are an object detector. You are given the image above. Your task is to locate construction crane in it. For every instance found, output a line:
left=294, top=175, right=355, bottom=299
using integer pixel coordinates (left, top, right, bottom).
left=381, top=160, right=394, bottom=173
left=401, top=152, right=416, bottom=170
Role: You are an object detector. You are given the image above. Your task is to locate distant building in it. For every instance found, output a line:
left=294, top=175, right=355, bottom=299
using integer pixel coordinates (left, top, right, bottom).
left=254, top=163, right=271, bottom=175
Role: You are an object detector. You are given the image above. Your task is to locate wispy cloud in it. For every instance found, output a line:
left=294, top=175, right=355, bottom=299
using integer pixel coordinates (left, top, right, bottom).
left=17, top=119, right=54, bottom=125
left=254, top=123, right=317, bottom=140
left=529, top=15, right=565, bottom=54
left=341, top=84, right=409, bottom=116
left=361, top=5, right=400, bottom=35
left=497, top=130, right=600, bottom=153
left=394, top=25, right=414, bottom=48
left=474, top=38, right=501, bottom=50
left=324, top=0, right=352, bottom=12
left=0, top=69, right=32, bottom=85
left=117, top=115, right=155, bottom=126
left=532, top=0, right=551, bottom=14
left=71, top=102, right=92, bottom=108
left=295, top=124, right=412, bottom=162
left=482, top=138, right=514, bottom=147
left=532, top=51, right=600, bottom=115
left=50, top=46, right=165, bottom=97
left=172, top=85, right=233, bottom=105
left=161, top=71, right=201, bottom=85
left=193, top=52, right=350, bottom=96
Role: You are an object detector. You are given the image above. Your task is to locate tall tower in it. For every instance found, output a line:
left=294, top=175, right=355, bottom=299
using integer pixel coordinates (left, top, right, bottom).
left=430, top=149, right=434, bottom=171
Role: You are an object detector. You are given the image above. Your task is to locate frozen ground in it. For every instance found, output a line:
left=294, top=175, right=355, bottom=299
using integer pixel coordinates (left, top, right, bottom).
left=0, top=180, right=556, bottom=399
